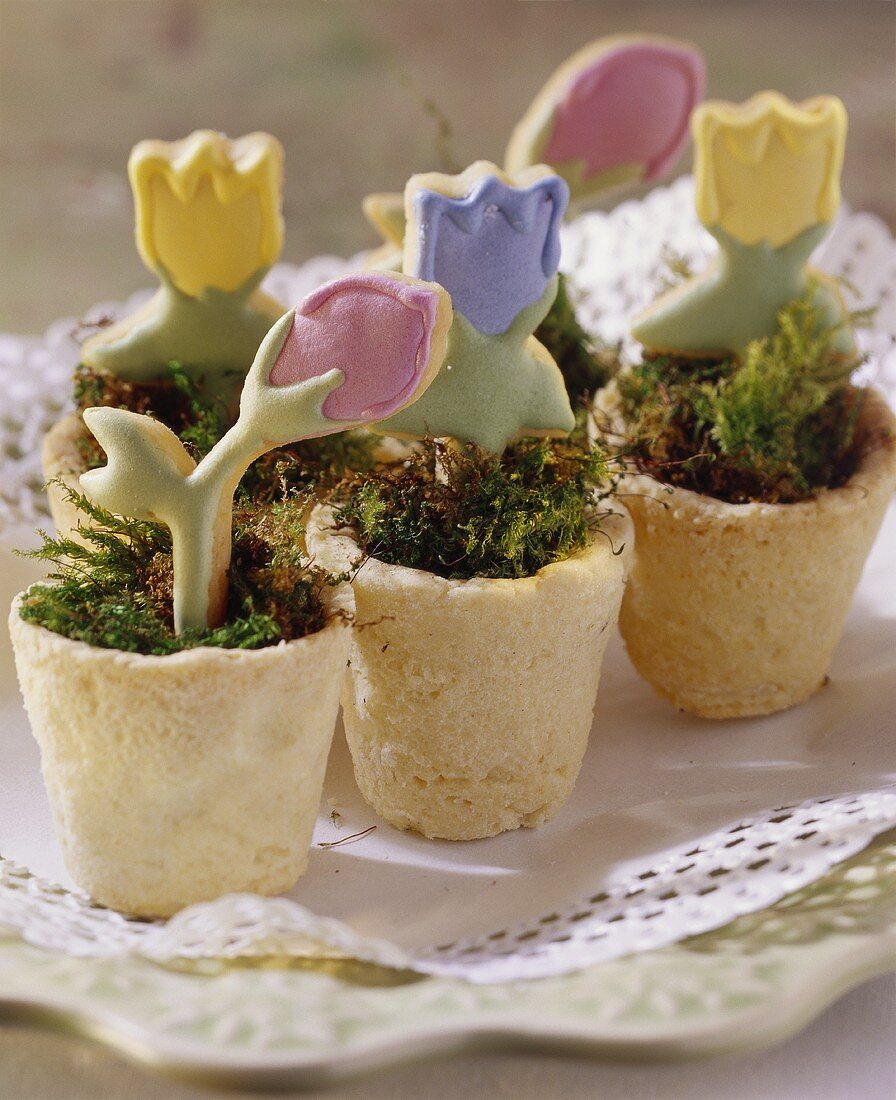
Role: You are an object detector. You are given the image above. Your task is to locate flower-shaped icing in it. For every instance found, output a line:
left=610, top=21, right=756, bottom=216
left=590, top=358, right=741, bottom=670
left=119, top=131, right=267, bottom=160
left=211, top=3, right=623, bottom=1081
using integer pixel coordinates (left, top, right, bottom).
left=693, top=92, right=847, bottom=248
left=405, top=162, right=569, bottom=335
left=506, top=35, right=705, bottom=201
left=632, top=92, right=853, bottom=360
left=266, top=274, right=448, bottom=421
left=129, top=130, right=284, bottom=296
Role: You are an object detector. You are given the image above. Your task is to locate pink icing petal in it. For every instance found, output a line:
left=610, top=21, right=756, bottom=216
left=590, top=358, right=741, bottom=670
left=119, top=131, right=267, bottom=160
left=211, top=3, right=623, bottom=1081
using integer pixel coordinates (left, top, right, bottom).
left=543, top=42, right=706, bottom=183
left=268, top=273, right=438, bottom=421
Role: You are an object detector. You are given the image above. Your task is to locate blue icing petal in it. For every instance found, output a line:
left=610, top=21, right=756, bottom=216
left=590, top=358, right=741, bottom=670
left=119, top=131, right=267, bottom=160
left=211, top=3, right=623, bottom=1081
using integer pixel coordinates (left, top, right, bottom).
left=412, top=175, right=568, bottom=335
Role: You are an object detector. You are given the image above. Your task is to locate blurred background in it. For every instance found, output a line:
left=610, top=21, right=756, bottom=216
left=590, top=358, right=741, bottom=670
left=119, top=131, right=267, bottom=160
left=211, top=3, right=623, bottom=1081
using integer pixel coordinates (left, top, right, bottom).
left=1, top=0, right=894, bottom=332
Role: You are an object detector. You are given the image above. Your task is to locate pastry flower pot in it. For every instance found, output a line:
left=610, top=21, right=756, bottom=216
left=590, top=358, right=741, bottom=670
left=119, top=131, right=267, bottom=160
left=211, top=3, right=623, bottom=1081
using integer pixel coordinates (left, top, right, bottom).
left=9, top=583, right=352, bottom=918
left=596, top=381, right=896, bottom=719
left=307, top=503, right=631, bottom=840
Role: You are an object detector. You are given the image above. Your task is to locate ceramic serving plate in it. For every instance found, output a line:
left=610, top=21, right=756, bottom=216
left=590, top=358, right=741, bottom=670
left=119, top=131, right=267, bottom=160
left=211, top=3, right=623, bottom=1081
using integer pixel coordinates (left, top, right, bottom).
left=1, top=500, right=894, bottom=1088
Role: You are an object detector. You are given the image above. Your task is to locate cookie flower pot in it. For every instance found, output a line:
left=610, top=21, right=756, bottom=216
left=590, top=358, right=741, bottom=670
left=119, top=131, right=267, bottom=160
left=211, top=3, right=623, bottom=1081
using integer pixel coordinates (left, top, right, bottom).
left=9, top=588, right=351, bottom=918
left=308, top=503, right=632, bottom=840
left=602, top=90, right=896, bottom=719
left=598, top=382, right=896, bottom=719
left=320, top=160, right=630, bottom=839
left=11, top=272, right=451, bottom=916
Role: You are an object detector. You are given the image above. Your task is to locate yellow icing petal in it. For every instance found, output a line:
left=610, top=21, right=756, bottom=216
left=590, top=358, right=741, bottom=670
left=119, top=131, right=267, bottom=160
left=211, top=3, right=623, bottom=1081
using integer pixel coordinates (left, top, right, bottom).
left=693, top=92, right=847, bottom=248
left=129, top=130, right=284, bottom=296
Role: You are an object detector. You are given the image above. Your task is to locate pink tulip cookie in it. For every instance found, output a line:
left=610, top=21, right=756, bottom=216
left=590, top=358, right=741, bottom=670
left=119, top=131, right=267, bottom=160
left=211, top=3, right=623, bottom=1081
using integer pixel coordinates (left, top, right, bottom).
left=506, top=35, right=706, bottom=204
left=82, top=271, right=452, bottom=632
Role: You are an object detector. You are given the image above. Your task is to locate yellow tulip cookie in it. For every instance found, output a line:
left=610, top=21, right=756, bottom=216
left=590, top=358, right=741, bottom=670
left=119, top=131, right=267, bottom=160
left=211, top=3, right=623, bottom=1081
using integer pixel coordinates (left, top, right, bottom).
left=633, top=93, right=854, bottom=360
left=82, top=131, right=287, bottom=401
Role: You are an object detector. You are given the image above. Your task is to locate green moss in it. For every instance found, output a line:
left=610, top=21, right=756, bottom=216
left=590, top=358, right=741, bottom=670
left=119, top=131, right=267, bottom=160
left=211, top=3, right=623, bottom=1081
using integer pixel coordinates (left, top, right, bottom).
left=73, top=362, right=229, bottom=468
left=617, top=294, right=868, bottom=504
left=331, top=430, right=620, bottom=581
left=72, top=363, right=378, bottom=496
left=536, top=274, right=620, bottom=401
left=18, top=487, right=334, bottom=654
left=238, top=431, right=380, bottom=504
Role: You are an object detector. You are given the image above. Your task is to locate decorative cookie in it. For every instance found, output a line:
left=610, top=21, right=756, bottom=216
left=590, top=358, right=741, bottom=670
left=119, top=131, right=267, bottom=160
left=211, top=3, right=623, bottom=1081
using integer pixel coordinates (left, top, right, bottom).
left=363, top=35, right=705, bottom=260
left=82, top=131, right=287, bottom=400
left=376, top=162, right=575, bottom=452
left=81, top=272, right=452, bottom=632
left=361, top=191, right=407, bottom=270
left=632, top=93, right=855, bottom=359
left=313, top=167, right=631, bottom=841
left=505, top=34, right=705, bottom=204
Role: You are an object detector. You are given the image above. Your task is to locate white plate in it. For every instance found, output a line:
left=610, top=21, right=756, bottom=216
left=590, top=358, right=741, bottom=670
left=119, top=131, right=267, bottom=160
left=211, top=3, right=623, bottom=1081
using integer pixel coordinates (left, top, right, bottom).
left=1, top=501, right=895, bottom=1086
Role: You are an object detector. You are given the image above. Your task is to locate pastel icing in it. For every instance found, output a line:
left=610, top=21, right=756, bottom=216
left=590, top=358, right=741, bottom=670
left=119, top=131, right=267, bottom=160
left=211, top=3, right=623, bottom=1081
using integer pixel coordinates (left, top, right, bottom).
left=130, top=130, right=284, bottom=297
left=362, top=192, right=407, bottom=249
left=505, top=35, right=705, bottom=203
left=693, top=92, right=847, bottom=249
left=632, top=225, right=855, bottom=360
left=268, top=274, right=440, bottom=421
left=81, top=272, right=452, bottom=634
left=406, top=162, right=568, bottom=336
left=633, top=92, right=854, bottom=360
left=361, top=191, right=407, bottom=271
left=81, top=130, right=286, bottom=398
left=363, top=37, right=703, bottom=268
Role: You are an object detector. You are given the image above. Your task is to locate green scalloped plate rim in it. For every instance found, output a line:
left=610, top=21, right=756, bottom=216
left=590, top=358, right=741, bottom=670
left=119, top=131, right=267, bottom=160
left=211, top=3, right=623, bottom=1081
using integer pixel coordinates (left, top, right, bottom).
left=1, top=830, right=893, bottom=1089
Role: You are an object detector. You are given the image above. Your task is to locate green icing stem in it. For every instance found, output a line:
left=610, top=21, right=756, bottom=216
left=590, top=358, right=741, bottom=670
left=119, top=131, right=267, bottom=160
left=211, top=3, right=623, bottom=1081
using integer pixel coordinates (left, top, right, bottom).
left=632, top=223, right=856, bottom=361
left=166, top=419, right=261, bottom=634
left=554, top=159, right=643, bottom=210
left=81, top=312, right=351, bottom=633
left=377, top=276, right=575, bottom=453
left=81, top=265, right=285, bottom=405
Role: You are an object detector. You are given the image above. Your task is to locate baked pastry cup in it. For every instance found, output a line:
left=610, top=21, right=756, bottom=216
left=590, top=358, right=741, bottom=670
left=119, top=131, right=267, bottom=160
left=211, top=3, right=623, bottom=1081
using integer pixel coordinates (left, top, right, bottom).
left=307, top=503, right=631, bottom=840
left=595, top=382, right=896, bottom=718
left=9, top=583, right=351, bottom=918
left=42, top=412, right=91, bottom=545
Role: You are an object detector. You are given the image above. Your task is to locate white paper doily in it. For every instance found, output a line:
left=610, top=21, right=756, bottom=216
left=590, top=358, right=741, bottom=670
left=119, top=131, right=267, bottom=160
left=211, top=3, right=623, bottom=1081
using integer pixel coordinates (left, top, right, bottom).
left=1, top=178, right=894, bottom=984
left=2, top=790, right=894, bottom=983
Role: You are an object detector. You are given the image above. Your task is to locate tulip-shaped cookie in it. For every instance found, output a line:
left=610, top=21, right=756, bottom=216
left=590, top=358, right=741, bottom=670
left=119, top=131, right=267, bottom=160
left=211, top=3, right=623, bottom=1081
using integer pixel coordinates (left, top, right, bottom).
left=80, top=272, right=452, bottom=632
left=376, top=162, right=575, bottom=452
left=82, top=131, right=287, bottom=400
left=363, top=35, right=705, bottom=266
left=633, top=93, right=855, bottom=359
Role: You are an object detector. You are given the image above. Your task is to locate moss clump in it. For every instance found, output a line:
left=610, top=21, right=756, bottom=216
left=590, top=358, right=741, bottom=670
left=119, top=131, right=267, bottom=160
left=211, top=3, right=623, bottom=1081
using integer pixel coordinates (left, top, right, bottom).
left=616, top=295, right=867, bottom=504
left=332, top=431, right=619, bottom=581
left=238, top=431, right=380, bottom=504
left=18, top=488, right=333, bottom=654
left=74, top=362, right=230, bottom=467
left=536, top=274, right=620, bottom=401
left=72, top=363, right=379, bottom=495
